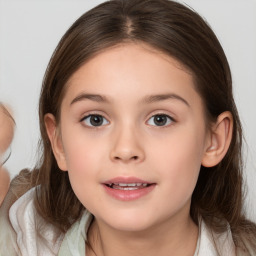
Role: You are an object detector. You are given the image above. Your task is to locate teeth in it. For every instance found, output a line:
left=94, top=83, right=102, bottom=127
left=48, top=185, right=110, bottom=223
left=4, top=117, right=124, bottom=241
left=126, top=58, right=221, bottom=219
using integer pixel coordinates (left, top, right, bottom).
left=123, top=187, right=139, bottom=190
left=108, top=183, right=150, bottom=189
left=113, top=183, right=147, bottom=187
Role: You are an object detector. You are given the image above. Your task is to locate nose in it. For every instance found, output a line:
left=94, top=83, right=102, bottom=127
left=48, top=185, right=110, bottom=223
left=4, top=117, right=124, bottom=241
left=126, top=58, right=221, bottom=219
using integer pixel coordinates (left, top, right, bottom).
left=110, top=126, right=145, bottom=164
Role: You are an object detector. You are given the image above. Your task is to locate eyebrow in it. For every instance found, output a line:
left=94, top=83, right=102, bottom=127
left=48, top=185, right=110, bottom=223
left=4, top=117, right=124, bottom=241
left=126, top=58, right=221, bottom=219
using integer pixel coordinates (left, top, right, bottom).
left=70, top=93, right=109, bottom=105
left=70, top=92, right=190, bottom=107
left=141, top=93, right=190, bottom=107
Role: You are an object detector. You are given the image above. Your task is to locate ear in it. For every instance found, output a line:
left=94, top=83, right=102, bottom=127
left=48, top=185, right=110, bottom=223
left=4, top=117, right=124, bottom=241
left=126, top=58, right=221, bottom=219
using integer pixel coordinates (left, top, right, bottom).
left=201, top=111, right=233, bottom=167
left=44, top=113, right=68, bottom=171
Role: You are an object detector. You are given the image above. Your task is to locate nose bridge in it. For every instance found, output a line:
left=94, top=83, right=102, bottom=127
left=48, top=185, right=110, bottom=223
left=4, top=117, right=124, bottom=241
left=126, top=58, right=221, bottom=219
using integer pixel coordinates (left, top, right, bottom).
left=110, top=121, right=145, bottom=163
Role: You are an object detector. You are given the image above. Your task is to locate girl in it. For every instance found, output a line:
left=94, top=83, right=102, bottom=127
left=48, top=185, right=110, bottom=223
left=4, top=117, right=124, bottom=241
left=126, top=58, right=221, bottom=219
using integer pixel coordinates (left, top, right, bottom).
left=1, top=0, right=256, bottom=255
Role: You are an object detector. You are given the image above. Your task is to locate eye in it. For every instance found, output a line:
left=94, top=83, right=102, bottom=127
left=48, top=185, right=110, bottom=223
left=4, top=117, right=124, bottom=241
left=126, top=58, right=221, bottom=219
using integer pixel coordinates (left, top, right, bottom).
left=147, top=114, right=174, bottom=127
left=81, top=114, right=109, bottom=127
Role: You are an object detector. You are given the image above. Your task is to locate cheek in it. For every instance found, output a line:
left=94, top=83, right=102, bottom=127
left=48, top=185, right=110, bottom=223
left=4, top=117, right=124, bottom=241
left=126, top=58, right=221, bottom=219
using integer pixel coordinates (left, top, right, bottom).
left=60, top=126, right=110, bottom=207
left=60, top=129, right=94, bottom=180
left=65, top=143, right=102, bottom=209
left=61, top=124, right=106, bottom=171
left=150, top=126, right=205, bottom=197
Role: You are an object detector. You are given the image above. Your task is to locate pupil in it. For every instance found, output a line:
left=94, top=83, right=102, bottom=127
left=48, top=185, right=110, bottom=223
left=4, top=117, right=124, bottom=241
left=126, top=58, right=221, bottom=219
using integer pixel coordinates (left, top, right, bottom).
left=90, top=115, right=103, bottom=126
left=154, top=115, right=167, bottom=126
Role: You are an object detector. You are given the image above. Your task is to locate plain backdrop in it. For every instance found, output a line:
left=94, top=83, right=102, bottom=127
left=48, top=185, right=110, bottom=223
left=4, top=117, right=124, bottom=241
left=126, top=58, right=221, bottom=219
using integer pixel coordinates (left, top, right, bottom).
left=0, top=0, right=256, bottom=221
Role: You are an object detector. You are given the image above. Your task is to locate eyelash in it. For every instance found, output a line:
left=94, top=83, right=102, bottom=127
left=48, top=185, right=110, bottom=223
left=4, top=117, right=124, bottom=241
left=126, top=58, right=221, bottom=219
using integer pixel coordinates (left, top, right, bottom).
left=80, top=114, right=109, bottom=127
left=80, top=113, right=175, bottom=127
left=147, top=114, right=175, bottom=127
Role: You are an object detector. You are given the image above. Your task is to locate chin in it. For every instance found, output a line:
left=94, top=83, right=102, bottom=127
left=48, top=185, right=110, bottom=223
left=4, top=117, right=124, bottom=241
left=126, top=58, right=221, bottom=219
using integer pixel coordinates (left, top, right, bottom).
left=96, top=211, right=158, bottom=233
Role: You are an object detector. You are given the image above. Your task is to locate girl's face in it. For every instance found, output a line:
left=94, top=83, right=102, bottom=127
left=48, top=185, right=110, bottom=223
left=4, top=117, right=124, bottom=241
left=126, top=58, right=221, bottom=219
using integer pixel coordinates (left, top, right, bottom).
left=50, top=43, right=212, bottom=232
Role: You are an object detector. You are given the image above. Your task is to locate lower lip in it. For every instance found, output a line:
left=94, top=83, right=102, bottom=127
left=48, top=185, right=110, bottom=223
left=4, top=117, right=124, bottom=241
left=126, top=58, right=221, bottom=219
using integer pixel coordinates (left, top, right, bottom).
left=102, top=184, right=156, bottom=201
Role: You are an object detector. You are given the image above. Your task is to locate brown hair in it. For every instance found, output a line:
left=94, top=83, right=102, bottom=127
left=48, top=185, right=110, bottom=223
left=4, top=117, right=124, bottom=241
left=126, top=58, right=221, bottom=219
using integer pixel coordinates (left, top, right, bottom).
left=32, top=0, right=256, bottom=252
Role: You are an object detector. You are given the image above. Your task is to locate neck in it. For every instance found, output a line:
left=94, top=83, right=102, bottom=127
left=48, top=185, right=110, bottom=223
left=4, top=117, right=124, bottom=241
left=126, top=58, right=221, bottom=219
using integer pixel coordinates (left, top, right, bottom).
left=87, top=212, right=199, bottom=256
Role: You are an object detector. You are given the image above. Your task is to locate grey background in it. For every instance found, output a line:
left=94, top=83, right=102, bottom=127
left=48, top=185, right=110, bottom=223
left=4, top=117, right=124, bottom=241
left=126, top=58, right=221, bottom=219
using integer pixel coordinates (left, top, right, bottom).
left=0, top=0, right=255, bottom=220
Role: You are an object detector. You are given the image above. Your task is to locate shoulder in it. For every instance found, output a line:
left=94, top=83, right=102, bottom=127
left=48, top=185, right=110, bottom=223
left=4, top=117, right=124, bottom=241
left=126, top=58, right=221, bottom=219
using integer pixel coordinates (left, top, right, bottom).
left=198, top=219, right=256, bottom=256
left=0, top=187, right=64, bottom=256
left=197, top=219, right=236, bottom=256
left=58, top=210, right=93, bottom=255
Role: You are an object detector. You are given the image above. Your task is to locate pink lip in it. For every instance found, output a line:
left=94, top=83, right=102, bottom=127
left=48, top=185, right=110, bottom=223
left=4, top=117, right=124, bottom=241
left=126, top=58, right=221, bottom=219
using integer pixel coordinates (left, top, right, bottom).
left=102, top=176, right=156, bottom=201
left=104, top=176, right=151, bottom=184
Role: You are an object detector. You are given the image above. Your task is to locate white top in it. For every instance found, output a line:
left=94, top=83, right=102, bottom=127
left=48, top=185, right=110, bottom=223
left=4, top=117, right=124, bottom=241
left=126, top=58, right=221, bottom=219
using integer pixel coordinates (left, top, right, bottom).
left=0, top=188, right=237, bottom=256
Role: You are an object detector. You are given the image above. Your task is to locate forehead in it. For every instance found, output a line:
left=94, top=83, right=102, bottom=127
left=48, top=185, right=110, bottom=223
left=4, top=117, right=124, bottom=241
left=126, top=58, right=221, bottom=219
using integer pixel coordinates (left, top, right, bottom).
left=62, top=43, right=203, bottom=111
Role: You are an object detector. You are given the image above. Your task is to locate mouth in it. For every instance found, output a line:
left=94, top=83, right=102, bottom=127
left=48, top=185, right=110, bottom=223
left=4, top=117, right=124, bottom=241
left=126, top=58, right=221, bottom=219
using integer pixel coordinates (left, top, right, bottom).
left=102, top=177, right=156, bottom=201
left=105, top=182, right=152, bottom=190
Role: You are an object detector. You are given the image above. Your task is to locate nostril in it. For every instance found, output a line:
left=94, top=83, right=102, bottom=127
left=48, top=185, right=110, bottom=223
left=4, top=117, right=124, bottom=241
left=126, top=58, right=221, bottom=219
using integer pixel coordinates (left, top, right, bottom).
left=113, top=155, right=139, bottom=161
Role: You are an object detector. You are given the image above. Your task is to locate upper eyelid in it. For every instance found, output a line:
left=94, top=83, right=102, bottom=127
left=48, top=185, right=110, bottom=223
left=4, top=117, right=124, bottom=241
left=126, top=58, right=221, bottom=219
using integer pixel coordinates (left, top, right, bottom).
left=80, top=111, right=109, bottom=122
left=146, top=113, right=175, bottom=123
left=146, top=111, right=176, bottom=122
left=151, top=113, right=174, bottom=119
left=81, top=114, right=108, bottom=120
left=79, top=111, right=176, bottom=122
left=80, top=114, right=109, bottom=127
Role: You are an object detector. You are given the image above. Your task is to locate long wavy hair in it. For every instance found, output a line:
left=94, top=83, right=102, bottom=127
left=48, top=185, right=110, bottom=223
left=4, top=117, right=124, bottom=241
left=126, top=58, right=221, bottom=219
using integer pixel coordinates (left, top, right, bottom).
left=31, top=0, right=256, bottom=252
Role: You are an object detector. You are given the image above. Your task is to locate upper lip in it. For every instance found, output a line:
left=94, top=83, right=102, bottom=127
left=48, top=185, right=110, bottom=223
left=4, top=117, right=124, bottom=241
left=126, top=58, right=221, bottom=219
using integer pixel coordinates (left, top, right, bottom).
left=103, top=176, right=153, bottom=185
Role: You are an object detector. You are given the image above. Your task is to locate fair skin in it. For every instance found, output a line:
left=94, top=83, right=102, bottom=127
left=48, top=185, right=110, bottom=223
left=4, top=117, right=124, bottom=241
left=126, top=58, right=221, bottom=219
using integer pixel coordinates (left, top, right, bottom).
left=0, top=167, right=10, bottom=206
left=0, top=105, right=14, bottom=205
left=45, top=43, right=233, bottom=256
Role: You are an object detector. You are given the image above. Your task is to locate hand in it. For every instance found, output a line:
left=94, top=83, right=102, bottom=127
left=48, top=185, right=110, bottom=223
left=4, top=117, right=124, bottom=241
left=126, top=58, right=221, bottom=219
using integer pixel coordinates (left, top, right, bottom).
left=0, top=103, right=15, bottom=205
left=0, top=103, right=15, bottom=157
